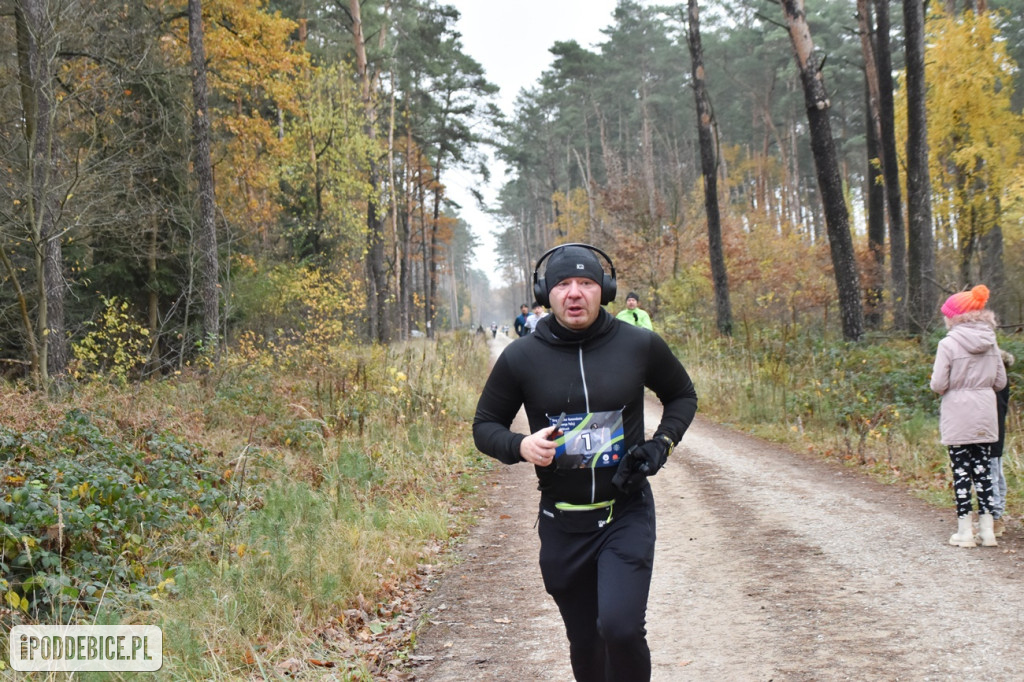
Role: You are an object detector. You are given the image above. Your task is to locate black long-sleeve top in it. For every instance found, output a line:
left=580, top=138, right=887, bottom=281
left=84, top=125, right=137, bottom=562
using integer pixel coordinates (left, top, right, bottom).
left=472, top=308, right=697, bottom=505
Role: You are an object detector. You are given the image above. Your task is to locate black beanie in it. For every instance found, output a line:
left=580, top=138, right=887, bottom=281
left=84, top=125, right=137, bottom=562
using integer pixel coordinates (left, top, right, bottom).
left=544, top=246, right=604, bottom=295
left=626, top=292, right=639, bottom=301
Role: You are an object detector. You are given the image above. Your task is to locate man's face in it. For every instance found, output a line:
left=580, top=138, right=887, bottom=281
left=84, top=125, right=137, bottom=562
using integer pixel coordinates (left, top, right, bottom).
left=549, top=276, right=602, bottom=330
left=625, top=297, right=638, bottom=310
left=521, top=305, right=529, bottom=314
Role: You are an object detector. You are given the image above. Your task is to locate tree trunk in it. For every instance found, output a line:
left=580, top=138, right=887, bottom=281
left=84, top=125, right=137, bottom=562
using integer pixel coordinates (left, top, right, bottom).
left=42, top=219, right=66, bottom=379
left=388, top=75, right=402, bottom=339
left=16, top=0, right=67, bottom=385
left=188, top=0, right=220, bottom=357
left=350, top=0, right=389, bottom=343
left=399, top=129, right=417, bottom=339
left=419, top=170, right=430, bottom=336
left=640, top=85, right=658, bottom=221
left=955, top=168, right=976, bottom=286
left=979, top=218, right=1006, bottom=321
left=779, top=0, right=864, bottom=342
left=0, top=239, right=39, bottom=384
left=428, top=182, right=442, bottom=339
left=874, top=0, right=908, bottom=331
left=903, top=0, right=936, bottom=334
left=148, top=215, right=160, bottom=366
left=864, top=77, right=886, bottom=329
left=856, top=1, right=885, bottom=329
left=448, top=248, right=458, bottom=330
left=686, top=0, right=732, bottom=336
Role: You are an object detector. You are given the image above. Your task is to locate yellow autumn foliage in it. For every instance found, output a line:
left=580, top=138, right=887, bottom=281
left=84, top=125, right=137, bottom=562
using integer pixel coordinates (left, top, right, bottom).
left=901, top=7, right=1024, bottom=255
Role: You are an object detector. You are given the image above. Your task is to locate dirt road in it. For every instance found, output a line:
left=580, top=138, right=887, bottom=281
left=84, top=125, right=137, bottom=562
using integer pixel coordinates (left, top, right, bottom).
left=408, top=335, right=1024, bottom=681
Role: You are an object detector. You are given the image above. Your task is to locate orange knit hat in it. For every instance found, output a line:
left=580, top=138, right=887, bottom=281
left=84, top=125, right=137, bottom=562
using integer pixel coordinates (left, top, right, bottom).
left=941, top=284, right=989, bottom=318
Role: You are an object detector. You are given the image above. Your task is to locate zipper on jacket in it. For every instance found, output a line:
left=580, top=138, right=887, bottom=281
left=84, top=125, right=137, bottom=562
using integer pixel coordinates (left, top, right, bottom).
left=578, top=346, right=596, bottom=504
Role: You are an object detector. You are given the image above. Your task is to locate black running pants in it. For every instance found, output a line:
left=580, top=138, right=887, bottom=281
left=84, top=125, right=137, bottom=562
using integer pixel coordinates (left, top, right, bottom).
left=537, top=488, right=656, bottom=682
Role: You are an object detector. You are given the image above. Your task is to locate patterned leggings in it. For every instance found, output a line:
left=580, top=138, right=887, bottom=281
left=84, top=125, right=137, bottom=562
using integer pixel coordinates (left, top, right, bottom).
left=949, top=444, right=994, bottom=517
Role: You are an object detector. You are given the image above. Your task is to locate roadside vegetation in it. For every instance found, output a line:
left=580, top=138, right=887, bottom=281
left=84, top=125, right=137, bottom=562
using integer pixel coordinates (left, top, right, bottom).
left=661, top=314, right=1022, bottom=513
left=1, top=322, right=493, bottom=679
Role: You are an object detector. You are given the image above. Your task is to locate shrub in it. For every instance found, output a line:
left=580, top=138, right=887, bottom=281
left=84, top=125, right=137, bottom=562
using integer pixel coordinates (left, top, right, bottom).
left=71, top=297, right=151, bottom=385
left=0, top=409, right=230, bottom=623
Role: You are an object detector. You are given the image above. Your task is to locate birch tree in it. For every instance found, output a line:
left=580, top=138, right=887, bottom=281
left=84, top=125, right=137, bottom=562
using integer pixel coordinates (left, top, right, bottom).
left=926, top=6, right=1021, bottom=315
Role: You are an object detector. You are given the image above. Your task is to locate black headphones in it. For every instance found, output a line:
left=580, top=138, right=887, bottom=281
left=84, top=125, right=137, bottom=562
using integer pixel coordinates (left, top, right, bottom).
left=532, top=243, right=617, bottom=307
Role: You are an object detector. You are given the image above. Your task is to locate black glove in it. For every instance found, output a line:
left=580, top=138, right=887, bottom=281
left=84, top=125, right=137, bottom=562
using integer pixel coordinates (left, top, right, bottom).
left=611, top=436, right=672, bottom=493
left=632, top=436, right=671, bottom=477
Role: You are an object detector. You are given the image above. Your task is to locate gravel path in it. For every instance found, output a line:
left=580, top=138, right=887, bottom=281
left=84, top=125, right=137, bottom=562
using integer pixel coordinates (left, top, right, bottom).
left=407, top=336, right=1024, bottom=681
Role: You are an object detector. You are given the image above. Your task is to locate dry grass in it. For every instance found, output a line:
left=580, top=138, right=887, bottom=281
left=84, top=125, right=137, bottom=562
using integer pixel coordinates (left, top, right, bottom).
left=670, top=327, right=1022, bottom=515
left=0, top=331, right=493, bottom=679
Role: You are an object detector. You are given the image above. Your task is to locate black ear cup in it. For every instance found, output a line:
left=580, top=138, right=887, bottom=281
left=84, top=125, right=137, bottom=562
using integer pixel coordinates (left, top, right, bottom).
left=533, top=275, right=549, bottom=308
left=532, top=243, right=617, bottom=308
left=601, top=274, right=616, bottom=305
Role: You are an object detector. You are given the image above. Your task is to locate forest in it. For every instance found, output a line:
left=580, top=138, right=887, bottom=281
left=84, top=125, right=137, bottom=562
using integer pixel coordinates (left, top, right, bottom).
left=2, top=0, right=1024, bottom=382
left=493, top=0, right=1024, bottom=342
left=2, top=0, right=1024, bottom=677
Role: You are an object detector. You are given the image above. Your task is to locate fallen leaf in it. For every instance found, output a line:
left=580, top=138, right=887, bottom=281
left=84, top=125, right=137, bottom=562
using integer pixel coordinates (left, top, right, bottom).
left=493, top=617, right=511, bottom=624
left=678, top=659, right=694, bottom=667
left=308, top=659, right=336, bottom=668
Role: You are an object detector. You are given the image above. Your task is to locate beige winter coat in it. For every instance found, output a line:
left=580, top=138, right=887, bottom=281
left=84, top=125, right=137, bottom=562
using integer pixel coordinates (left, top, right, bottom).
left=930, top=320, right=1007, bottom=445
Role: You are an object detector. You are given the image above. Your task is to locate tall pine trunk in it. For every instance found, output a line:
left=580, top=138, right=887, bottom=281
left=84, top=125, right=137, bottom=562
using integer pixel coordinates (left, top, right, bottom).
left=857, top=0, right=884, bottom=329
left=874, top=0, right=908, bottom=330
left=350, top=0, right=389, bottom=343
left=780, top=0, right=864, bottom=341
left=864, top=79, right=886, bottom=329
left=686, top=0, right=732, bottom=336
left=903, top=0, right=936, bottom=334
left=188, top=0, right=220, bottom=357
left=427, top=182, right=442, bottom=339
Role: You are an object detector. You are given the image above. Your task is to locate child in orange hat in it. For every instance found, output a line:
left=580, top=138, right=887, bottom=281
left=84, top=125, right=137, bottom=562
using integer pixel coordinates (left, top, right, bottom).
left=930, top=285, right=1008, bottom=547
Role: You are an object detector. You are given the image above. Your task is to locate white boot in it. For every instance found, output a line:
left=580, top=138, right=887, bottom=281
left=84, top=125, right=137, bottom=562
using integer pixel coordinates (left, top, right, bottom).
left=978, top=513, right=998, bottom=547
left=949, top=516, right=977, bottom=547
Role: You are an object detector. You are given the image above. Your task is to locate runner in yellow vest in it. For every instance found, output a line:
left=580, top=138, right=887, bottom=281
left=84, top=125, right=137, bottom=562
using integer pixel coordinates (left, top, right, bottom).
left=616, top=292, right=653, bottom=330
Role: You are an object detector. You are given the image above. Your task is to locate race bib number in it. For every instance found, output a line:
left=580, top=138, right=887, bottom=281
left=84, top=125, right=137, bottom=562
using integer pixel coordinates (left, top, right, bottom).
left=549, top=410, right=625, bottom=469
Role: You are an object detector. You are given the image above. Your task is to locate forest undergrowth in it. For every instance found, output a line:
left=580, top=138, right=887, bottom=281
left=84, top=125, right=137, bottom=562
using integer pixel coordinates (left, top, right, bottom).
left=1, top=322, right=1022, bottom=679
left=0, top=331, right=494, bottom=679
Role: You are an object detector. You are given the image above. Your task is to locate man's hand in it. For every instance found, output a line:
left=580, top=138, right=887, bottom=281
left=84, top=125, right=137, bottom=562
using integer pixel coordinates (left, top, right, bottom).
left=519, top=426, right=561, bottom=467
left=631, top=437, right=671, bottom=477
left=611, top=437, right=671, bottom=493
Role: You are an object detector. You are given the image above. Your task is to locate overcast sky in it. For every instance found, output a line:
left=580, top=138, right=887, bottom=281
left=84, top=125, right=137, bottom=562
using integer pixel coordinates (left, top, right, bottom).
left=443, top=1, right=622, bottom=286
